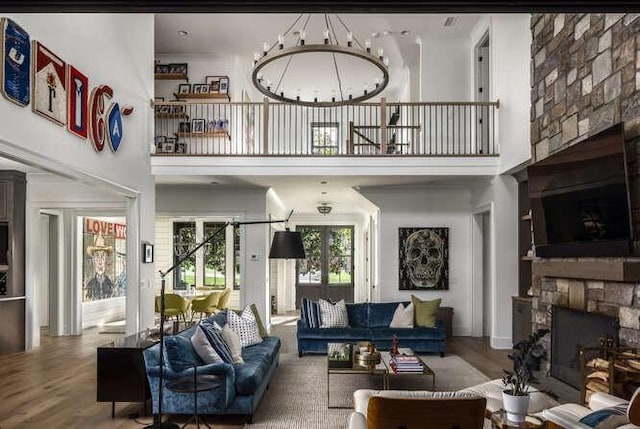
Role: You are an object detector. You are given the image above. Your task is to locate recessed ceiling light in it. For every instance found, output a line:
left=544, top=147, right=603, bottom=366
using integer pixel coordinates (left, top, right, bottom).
left=177, top=29, right=189, bottom=37
left=400, top=30, right=411, bottom=36
left=371, top=32, right=380, bottom=38
left=382, top=30, right=391, bottom=36
left=321, top=191, right=328, bottom=195
left=320, top=181, right=327, bottom=185
left=444, top=17, right=459, bottom=27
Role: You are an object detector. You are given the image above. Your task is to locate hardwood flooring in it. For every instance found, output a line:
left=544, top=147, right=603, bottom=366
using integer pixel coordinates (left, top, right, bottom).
left=0, top=328, right=510, bottom=429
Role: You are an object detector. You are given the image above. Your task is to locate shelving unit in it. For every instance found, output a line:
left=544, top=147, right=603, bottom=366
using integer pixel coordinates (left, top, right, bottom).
left=155, top=113, right=189, bottom=119
left=176, top=131, right=229, bottom=139
left=512, top=169, right=533, bottom=345
left=173, top=92, right=230, bottom=102
left=155, top=72, right=188, bottom=81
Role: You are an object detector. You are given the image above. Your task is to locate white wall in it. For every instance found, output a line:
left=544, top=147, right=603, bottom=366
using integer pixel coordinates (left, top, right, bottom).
left=420, top=38, right=471, bottom=101
left=471, top=175, right=519, bottom=348
left=1, top=14, right=156, bottom=347
left=358, top=186, right=474, bottom=336
left=155, top=184, right=269, bottom=322
left=470, top=15, right=532, bottom=172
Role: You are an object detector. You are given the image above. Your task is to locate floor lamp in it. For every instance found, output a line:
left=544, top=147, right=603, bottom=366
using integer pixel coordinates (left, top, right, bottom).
left=146, top=211, right=305, bottom=429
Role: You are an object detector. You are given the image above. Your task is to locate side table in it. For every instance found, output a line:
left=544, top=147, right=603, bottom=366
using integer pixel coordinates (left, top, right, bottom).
left=166, top=367, right=222, bottom=429
left=490, top=409, right=545, bottom=429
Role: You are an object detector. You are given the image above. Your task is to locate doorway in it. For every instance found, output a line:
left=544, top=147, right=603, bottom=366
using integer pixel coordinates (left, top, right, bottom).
left=472, top=203, right=493, bottom=338
left=295, top=225, right=354, bottom=306
left=475, top=31, right=490, bottom=154
left=38, top=212, right=60, bottom=336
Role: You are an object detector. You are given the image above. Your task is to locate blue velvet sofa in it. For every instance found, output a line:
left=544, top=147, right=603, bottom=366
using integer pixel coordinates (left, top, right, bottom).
left=143, top=310, right=280, bottom=422
left=297, top=302, right=452, bottom=357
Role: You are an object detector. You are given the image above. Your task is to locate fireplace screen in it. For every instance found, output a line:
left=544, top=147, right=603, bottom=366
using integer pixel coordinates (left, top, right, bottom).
left=551, top=305, right=618, bottom=388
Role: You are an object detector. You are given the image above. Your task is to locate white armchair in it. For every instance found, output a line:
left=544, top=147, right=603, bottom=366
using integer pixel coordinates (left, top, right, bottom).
left=542, top=389, right=640, bottom=429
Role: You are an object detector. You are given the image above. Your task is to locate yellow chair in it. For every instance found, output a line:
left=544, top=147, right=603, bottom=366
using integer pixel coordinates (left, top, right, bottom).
left=191, top=292, right=221, bottom=320
left=217, top=288, right=231, bottom=311
left=155, top=293, right=190, bottom=322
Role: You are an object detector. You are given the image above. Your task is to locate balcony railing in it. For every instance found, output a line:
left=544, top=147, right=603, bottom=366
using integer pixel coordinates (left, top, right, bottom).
left=152, top=99, right=499, bottom=157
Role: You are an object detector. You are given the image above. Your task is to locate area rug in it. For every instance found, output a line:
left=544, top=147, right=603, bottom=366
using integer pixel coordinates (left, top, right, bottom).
left=247, top=352, right=490, bottom=428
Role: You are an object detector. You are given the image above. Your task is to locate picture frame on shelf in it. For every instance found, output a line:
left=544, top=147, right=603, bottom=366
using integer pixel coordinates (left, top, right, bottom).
left=192, top=118, right=205, bottom=134
left=178, top=121, right=191, bottom=133
left=171, top=103, right=186, bottom=115
left=169, top=63, right=188, bottom=75
left=154, top=64, right=170, bottom=74
left=175, top=142, right=187, bottom=154
left=154, top=136, right=166, bottom=148
left=219, top=76, right=229, bottom=94
left=206, top=120, right=216, bottom=132
left=158, top=105, right=170, bottom=114
left=162, top=138, right=176, bottom=153
left=192, top=84, right=204, bottom=94
left=178, top=83, right=191, bottom=94
left=205, top=76, right=222, bottom=93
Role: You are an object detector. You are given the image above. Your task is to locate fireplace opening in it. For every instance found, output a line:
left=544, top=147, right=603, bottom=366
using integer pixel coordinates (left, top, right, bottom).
left=551, top=305, right=619, bottom=388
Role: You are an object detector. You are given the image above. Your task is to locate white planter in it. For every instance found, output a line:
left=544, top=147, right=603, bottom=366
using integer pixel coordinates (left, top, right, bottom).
left=502, top=390, right=530, bottom=423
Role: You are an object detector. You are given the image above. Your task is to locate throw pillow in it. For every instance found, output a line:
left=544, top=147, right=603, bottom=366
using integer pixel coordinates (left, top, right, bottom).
left=579, top=405, right=628, bottom=429
left=228, top=308, right=263, bottom=347
left=301, top=297, right=321, bottom=328
left=249, top=303, right=268, bottom=338
left=164, top=335, right=202, bottom=372
left=191, top=324, right=223, bottom=364
left=199, top=322, right=234, bottom=364
left=389, top=302, right=414, bottom=328
left=220, top=324, right=244, bottom=364
left=411, top=295, right=441, bottom=328
left=319, top=298, right=349, bottom=328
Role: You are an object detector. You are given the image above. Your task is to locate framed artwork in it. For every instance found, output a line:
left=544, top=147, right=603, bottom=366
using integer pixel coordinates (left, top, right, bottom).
left=171, top=103, right=186, bottom=114
left=192, top=118, right=205, bottom=134
left=175, top=142, right=187, bottom=154
left=178, top=83, right=191, bottom=94
left=162, top=139, right=175, bottom=153
left=142, top=242, right=154, bottom=263
left=154, top=64, right=170, bottom=74
left=32, top=41, right=67, bottom=125
left=219, top=76, right=229, bottom=94
left=192, top=84, right=203, bottom=94
left=206, top=120, right=216, bottom=132
left=169, top=63, right=187, bottom=75
left=67, top=64, right=88, bottom=139
left=205, top=76, right=222, bottom=93
left=158, top=105, right=170, bottom=114
left=154, top=135, right=166, bottom=147
left=398, top=227, right=449, bottom=290
left=178, top=121, right=191, bottom=133
left=1, top=18, right=30, bottom=106
left=154, top=96, right=164, bottom=113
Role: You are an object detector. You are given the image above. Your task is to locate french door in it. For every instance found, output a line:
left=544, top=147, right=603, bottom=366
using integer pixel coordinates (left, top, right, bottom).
left=295, top=225, right=354, bottom=307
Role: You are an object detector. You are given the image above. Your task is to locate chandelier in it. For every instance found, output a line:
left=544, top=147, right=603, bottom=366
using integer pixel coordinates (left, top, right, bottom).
left=251, top=14, right=390, bottom=107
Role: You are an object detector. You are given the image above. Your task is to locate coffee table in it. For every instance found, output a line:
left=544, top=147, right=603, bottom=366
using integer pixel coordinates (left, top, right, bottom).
left=326, top=343, right=437, bottom=408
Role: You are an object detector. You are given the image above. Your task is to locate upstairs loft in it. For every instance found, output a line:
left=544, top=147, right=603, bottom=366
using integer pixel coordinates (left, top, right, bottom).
left=150, top=98, right=502, bottom=178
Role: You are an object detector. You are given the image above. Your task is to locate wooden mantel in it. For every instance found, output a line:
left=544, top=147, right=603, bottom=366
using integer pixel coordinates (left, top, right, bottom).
left=532, top=259, right=640, bottom=282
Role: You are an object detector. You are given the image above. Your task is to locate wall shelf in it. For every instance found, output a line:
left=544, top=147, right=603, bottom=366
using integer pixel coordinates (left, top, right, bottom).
left=155, top=113, right=189, bottom=119
left=533, top=260, right=640, bottom=282
left=176, top=131, right=229, bottom=139
left=174, top=92, right=230, bottom=102
left=155, top=73, right=188, bottom=81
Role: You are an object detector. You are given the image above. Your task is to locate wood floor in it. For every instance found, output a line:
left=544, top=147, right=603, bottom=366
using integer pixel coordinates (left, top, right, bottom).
left=0, top=328, right=510, bottom=429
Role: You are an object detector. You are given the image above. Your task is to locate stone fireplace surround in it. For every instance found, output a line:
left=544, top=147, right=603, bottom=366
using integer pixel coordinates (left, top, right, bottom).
left=530, top=12, right=640, bottom=376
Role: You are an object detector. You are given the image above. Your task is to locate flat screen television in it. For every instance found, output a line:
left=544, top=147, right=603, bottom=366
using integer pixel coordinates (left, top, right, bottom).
left=528, top=123, right=633, bottom=258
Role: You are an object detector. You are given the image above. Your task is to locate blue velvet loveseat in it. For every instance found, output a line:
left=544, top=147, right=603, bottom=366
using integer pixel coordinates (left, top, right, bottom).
left=143, top=310, right=280, bottom=422
left=297, top=301, right=452, bottom=357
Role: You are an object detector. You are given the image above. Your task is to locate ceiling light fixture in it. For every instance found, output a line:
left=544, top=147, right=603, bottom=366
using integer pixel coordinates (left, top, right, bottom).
left=317, top=204, right=332, bottom=215
left=252, top=13, right=389, bottom=107
left=444, top=17, right=459, bottom=27
left=177, top=29, right=189, bottom=37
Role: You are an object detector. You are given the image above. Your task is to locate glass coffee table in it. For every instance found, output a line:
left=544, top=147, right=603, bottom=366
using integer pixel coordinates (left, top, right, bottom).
left=326, top=343, right=437, bottom=408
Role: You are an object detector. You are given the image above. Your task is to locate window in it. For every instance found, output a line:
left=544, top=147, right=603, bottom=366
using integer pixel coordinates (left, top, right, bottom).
left=173, top=221, right=196, bottom=290
left=297, top=225, right=354, bottom=287
left=311, top=122, right=339, bottom=155
left=203, top=222, right=226, bottom=288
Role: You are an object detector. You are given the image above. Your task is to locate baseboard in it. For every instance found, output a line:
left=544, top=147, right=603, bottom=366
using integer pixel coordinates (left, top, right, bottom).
left=490, top=336, right=512, bottom=349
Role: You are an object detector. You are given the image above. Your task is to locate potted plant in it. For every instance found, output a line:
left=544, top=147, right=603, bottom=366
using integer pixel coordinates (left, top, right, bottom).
left=502, top=328, right=549, bottom=422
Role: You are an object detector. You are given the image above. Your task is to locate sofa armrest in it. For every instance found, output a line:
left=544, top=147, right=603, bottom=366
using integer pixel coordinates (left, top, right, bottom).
left=588, top=392, right=629, bottom=411
left=349, top=412, right=368, bottom=429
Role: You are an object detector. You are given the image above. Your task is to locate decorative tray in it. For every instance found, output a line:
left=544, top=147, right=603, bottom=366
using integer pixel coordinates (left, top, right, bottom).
left=355, top=351, right=381, bottom=367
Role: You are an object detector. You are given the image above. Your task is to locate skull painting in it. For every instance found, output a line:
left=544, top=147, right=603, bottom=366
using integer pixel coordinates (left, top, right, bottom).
left=399, top=227, right=449, bottom=290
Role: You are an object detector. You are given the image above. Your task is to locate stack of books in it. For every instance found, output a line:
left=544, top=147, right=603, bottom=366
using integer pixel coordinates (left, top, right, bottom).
left=389, top=355, right=424, bottom=373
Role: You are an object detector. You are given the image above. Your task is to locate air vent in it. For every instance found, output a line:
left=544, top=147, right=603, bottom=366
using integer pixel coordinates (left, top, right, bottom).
left=444, top=17, right=459, bottom=27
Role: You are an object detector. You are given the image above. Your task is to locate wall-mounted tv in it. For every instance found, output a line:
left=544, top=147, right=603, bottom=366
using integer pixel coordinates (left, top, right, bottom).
left=528, top=123, right=633, bottom=258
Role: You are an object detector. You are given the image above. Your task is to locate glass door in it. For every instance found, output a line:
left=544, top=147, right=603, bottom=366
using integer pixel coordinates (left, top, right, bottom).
left=296, top=225, right=354, bottom=306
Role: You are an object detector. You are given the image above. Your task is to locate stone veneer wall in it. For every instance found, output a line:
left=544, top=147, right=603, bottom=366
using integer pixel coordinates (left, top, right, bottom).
left=530, top=13, right=640, bottom=350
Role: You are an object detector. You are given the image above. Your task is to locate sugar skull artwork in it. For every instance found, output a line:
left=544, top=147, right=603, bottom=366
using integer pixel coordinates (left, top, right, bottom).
left=399, top=227, right=449, bottom=290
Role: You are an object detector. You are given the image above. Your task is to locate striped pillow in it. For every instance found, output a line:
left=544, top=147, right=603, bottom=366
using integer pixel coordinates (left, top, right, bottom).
left=319, top=298, right=349, bottom=328
left=199, top=322, right=234, bottom=363
left=301, top=297, right=321, bottom=328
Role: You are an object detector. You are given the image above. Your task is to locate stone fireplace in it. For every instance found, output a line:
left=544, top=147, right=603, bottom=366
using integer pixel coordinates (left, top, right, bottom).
left=530, top=13, right=640, bottom=376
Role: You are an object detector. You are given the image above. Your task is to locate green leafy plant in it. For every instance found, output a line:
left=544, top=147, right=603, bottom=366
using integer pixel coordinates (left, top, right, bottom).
left=503, top=328, right=549, bottom=396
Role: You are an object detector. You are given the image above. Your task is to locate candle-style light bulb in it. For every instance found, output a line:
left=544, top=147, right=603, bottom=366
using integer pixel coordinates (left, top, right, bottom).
left=346, top=31, right=353, bottom=47
left=363, top=83, right=368, bottom=96
left=278, top=34, right=284, bottom=49
left=254, top=52, right=261, bottom=65
left=263, top=42, right=270, bottom=56
left=375, top=77, right=381, bottom=88
left=331, top=90, right=336, bottom=102
left=295, top=88, right=301, bottom=101
left=378, top=47, right=384, bottom=60
left=313, top=90, right=319, bottom=103
left=384, top=57, right=390, bottom=67
left=267, top=80, right=272, bottom=91
left=257, top=72, right=263, bottom=82
left=324, top=28, right=330, bottom=44
left=300, top=30, right=306, bottom=46
left=279, top=87, right=285, bottom=97
left=348, top=87, right=353, bottom=100
left=365, top=39, right=371, bottom=53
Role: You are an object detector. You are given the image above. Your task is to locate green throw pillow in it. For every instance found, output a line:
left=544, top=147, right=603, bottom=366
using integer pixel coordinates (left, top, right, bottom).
left=411, top=295, right=441, bottom=328
left=249, top=303, right=268, bottom=338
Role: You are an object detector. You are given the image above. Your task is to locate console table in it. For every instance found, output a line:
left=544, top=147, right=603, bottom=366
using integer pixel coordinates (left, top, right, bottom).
left=97, top=331, right=156, bottom=417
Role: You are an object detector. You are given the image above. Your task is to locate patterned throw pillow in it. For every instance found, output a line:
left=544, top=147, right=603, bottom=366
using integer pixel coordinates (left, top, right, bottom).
left=301, top=297, right=321, bottom=328
left=199, top=322, right=234, bottom=364
left=319, top=298, right=349, bottom=328
left=228, top=307, right=263, bottom=347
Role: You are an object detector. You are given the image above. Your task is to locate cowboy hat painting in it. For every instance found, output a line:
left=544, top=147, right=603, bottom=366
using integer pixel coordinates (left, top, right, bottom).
left=86, top=233, right=113, bottom=256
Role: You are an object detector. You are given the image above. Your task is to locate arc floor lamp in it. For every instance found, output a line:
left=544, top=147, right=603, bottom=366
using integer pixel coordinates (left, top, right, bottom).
left=147, top=210, right=305, bottom=429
